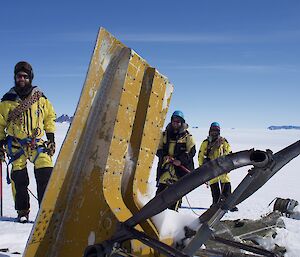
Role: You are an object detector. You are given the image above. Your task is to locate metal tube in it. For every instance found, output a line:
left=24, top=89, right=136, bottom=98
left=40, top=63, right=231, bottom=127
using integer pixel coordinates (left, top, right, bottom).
left=236, top=140, right=300, bottom=205
left=125, top=149, right=269, bottom=227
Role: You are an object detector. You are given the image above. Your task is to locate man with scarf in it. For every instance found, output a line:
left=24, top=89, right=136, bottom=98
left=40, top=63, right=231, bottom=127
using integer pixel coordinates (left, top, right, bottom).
left=198, top=122, right=238, bottom=211
left=0, top=61, right=56, bottom=222
left=155, top=110, right=196, bottom=211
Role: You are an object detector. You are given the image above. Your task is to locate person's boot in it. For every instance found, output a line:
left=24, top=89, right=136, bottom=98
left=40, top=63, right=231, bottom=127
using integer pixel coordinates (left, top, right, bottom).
left=17, top=209, right=30, bottom=223
left=230, top=206, right=239, bottom=212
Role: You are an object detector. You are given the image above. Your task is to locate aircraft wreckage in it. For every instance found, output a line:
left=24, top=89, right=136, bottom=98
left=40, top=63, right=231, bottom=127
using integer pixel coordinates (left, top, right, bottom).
left=22, top=28, right=300, bottom=257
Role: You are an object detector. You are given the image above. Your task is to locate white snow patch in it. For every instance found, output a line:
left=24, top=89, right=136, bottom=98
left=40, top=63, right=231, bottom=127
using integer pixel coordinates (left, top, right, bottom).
left=290, top=204, right=300, bottom=220
left=151, top=209, right=199, bottom=241
left=162, top=81, right=173, bottom=109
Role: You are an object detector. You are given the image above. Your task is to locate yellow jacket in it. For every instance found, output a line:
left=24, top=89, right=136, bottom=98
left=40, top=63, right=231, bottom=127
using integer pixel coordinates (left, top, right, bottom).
left=198, top=137, right=231, bottom=184
left=0, top=86, right=56, bottom=142
left=156, top=123, right=196, bottom=184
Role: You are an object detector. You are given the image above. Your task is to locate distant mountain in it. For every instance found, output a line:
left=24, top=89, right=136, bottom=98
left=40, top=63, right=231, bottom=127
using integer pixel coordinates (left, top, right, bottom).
left=268, top=125, right=300, bottom=130
left=56, top=114, right=73, bottom=123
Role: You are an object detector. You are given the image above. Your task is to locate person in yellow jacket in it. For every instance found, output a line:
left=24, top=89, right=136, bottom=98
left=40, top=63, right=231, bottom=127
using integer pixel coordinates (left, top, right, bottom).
left=198, top=122, right=238, bottom=211
left=0, top=61, right=56, bottom=222
left=156, top=110, right=196, bottom=211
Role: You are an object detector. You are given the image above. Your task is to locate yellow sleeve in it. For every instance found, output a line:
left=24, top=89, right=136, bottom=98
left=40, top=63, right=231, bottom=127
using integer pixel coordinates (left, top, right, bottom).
left=43, top=98, right=56, bottom=133
left=198, top=141, right=207, bottom=166
left=0, top=102, right=8, bottom=141
left=186, top=134, right=196, bottom=153
left=223, top=139, right=231, bottom=155
left=157, top=132, right=164, bottom=151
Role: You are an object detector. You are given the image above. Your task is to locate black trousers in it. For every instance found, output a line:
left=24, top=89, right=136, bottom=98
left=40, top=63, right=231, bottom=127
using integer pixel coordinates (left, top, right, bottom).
left=210, top=182, right=231, bottom=204
left=11, top=167, right=52, bottom=211
left=156, top=183, right=182, bottom=211
left=34, top=167, right=53, bottom=206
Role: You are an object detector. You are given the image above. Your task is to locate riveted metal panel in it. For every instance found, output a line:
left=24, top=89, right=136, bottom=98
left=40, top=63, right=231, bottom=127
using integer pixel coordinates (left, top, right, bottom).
left=24, top=28, right=173, bottom=257
left=24, top=28, right=129, bottom=257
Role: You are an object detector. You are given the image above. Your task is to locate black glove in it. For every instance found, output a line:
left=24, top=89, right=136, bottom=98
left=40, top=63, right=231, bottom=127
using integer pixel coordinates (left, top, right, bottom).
left=46, top=133, right=55, bottom=143
left=46, top=133, right=56, bottom=156
left=0, top=139, right=6, bottom=161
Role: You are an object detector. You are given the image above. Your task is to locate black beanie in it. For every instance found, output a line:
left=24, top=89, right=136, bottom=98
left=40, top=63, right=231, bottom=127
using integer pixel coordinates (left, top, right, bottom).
left=14, top=61, right=34, bottom=80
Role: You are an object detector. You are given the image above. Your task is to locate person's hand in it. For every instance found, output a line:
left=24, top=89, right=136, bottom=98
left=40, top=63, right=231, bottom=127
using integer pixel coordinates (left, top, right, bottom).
left=46, top=141, right=56, bottom=156
left=172, top=159, right=181, bottom=166
left=164, top=155, right=174, bottom=163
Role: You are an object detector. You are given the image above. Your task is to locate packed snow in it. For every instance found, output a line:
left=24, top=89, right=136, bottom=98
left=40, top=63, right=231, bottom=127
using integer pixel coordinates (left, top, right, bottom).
left=0, top=123, right=300, bottom=256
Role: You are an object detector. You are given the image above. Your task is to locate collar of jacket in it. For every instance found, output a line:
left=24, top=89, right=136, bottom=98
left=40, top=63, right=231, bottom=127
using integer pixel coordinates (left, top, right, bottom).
left=1, top=86, right=43, bottom=102
left=166, top=122, right=188, bottom=135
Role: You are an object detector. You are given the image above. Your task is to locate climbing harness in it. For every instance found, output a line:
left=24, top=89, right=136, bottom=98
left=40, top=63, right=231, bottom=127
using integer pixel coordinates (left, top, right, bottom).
left=4, top=128, right=47, bottom=184
left=6, top=131, right=46, bottom=164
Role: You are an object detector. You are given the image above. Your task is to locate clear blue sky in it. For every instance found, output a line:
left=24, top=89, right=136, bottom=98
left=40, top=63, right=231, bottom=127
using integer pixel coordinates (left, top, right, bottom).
left=1, top=1, right=299, bottom=128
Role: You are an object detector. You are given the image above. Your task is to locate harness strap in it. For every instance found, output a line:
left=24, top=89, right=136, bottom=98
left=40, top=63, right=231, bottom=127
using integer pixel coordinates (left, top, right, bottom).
left=206, top=137, right=225, bottom=158
left=6, top=135, right=47, bottom=165
left=32, top=145, right=46, bottom=163
left=2, top=160, right=12, bottom=185
left=4, top=135, right=47, bottom=185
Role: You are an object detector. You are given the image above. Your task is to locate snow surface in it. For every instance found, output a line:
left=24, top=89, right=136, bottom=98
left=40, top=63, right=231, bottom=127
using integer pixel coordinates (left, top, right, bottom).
left=0, top=124, right=300, bottom=256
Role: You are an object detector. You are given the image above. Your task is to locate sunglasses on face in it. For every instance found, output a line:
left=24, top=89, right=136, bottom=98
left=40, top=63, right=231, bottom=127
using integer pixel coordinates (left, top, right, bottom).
left=16, top=74, right=29, bottom=79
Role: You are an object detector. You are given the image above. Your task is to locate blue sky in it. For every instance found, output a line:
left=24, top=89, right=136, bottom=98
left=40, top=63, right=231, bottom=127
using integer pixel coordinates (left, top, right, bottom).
left=1, top=0, right=299, bottom=128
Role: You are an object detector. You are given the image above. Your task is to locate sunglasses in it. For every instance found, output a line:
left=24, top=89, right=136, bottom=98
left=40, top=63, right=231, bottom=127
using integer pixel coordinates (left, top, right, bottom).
left=16, top=74, right=30, bottom=79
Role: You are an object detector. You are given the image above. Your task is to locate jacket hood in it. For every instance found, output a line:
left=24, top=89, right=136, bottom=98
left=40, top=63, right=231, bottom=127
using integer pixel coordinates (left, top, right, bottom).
left=166, top=122, right=188, bottom=135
